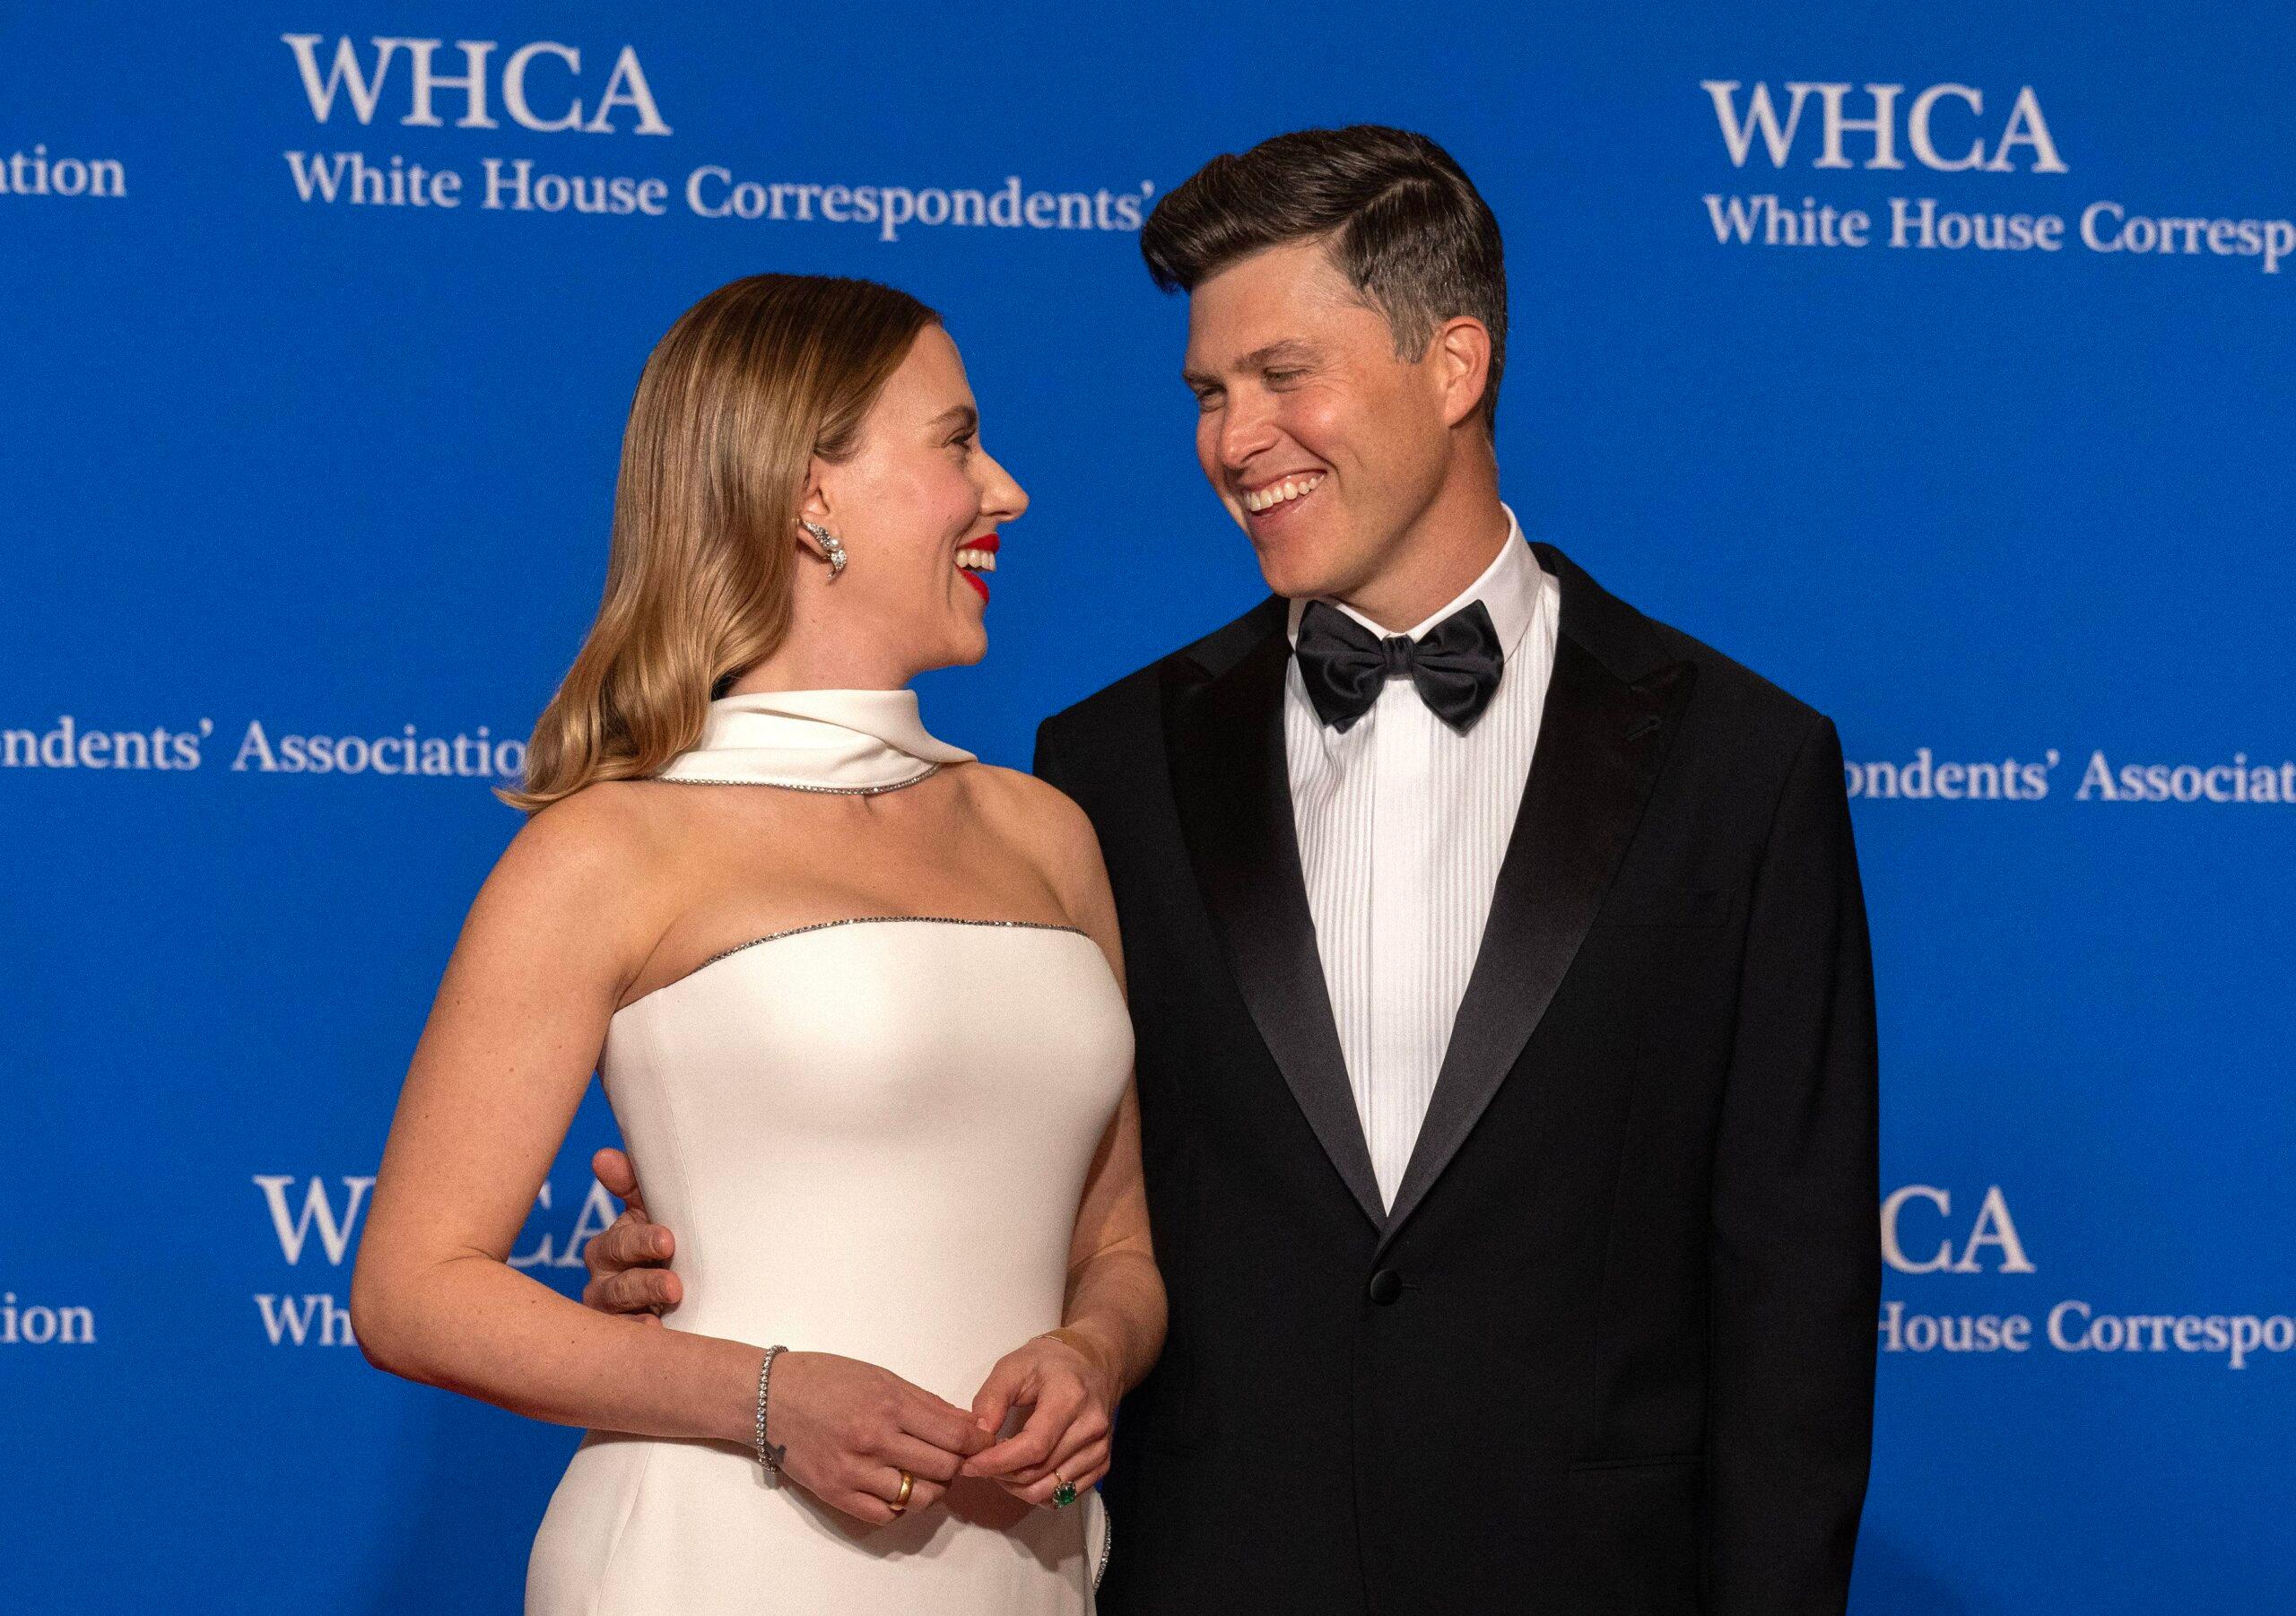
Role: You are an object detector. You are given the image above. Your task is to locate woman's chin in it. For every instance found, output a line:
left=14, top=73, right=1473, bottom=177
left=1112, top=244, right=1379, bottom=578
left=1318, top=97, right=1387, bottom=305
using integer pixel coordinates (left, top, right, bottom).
left=915, top=623, right=989, bottom=672
left=951, top=609, right=991, bottom=664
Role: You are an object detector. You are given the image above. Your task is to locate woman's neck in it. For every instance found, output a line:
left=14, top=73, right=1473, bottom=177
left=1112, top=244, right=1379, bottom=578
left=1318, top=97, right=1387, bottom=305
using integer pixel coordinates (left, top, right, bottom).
left=724, top=622, right=920, bottom=697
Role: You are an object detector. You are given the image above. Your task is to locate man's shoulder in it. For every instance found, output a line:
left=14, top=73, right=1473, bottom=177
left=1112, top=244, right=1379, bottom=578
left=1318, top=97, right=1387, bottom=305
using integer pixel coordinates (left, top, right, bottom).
left=1644, top=613, right=1827, bottom=741
left=1549, top=544, right=1831, bottom=754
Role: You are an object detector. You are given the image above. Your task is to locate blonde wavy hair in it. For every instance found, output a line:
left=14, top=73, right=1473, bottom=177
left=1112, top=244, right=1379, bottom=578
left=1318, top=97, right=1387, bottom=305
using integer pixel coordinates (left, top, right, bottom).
left=502, top=274, right=939, bottom=812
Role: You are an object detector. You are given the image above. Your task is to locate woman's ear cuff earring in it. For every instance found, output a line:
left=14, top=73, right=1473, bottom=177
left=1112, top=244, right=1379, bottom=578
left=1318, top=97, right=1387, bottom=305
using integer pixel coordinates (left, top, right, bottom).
left=800, top=519, right=848, bottom=580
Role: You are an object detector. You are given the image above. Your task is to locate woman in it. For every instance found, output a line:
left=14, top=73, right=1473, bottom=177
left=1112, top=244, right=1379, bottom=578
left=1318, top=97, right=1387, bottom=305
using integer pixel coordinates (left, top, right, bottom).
left=350, top=274, right=1162, bottom=1613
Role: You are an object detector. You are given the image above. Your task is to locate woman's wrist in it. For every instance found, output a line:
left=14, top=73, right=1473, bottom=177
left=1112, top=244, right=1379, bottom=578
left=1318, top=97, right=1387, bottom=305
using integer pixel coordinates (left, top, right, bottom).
left=706, top=1337, right=781, bottom=1448
left=1039, top=1323, right=1122, bottom=1399
left=752, top=1344, right=789, bottom=1472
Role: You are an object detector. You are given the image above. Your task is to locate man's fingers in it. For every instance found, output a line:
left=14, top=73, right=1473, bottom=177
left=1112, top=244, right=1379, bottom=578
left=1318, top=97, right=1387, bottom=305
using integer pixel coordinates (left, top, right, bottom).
left=579, top=1266, right=676, bottom=1315
left=579, top=1212, right=622, bottom=1280
left=613, top=1217, right=673, bottom=1265
left=590, top=1146, right=646, bottom=1213
left=584, top=1215, right=672, bottom=1281
left=581, top=1265, right=682, bottom=1316
left=590, top=1146, right=638, bottom=1200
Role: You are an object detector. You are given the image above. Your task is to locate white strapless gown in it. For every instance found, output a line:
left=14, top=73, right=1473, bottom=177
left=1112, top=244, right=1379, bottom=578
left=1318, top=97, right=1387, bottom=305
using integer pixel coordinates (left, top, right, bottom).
left=526, top=916, right=1132, bottom=1614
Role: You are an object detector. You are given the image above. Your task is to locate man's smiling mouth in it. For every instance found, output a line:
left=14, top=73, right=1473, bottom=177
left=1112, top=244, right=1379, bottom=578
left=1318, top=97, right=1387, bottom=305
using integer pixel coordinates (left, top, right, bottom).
left=1239, top=472, right=1325, bottom=514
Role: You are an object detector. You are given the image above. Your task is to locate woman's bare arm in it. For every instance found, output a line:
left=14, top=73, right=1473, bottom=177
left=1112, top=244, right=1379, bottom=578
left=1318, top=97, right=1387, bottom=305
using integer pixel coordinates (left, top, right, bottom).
left=962, top=774, right=1166, bottom=1498
left=353, top=788, right=989, bottom=1524
left=1055, top=1081, right=1162, bottom=1400
left=349, top=787, right=763, bottom=1443
left=1034, top=771, right=1163, bottom=1397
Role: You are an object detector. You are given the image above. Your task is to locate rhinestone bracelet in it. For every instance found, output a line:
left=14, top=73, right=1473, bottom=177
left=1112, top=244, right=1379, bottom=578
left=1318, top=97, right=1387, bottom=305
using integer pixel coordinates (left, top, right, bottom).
left=754, top=1344, right=788, bottom=1475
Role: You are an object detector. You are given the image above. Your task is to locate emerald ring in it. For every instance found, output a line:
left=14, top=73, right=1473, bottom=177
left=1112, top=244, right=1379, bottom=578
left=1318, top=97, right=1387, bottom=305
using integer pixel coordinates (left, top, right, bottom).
left=1050, top=1473, right=1078, bottom=1508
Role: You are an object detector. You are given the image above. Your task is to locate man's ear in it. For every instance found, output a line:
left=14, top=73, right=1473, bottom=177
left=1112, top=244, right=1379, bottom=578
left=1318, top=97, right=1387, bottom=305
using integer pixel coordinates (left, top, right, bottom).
left=1431, top=317, right=1492, bottom=431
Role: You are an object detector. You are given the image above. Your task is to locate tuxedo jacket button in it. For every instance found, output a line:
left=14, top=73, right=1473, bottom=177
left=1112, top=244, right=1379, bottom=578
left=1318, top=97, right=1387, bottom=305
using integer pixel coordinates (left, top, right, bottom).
left=1366, top=1269, right=1404, bottom=1306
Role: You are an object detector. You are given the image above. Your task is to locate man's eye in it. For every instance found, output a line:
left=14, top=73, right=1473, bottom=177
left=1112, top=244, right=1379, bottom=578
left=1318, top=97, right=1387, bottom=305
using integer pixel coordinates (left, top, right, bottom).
left=1265, top=368, right=1306, bottom=384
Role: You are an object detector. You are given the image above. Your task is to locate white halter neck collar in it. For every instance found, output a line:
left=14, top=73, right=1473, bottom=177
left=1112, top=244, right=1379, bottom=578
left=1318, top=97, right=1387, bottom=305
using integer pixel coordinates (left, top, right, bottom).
left=655, top=688, right=975, bottom=794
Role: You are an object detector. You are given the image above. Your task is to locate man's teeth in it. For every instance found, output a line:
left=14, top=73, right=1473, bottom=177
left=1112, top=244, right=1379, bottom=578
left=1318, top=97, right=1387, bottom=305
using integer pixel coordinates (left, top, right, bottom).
left=1241, top=474, right=1324, bottom=513
left=954, top=547, right=997, bottom=572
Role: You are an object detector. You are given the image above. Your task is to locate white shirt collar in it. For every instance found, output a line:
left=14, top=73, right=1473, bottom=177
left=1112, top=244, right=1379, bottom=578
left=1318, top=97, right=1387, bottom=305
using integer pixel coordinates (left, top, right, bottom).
left=1284, top=502, right=1545, bottom=658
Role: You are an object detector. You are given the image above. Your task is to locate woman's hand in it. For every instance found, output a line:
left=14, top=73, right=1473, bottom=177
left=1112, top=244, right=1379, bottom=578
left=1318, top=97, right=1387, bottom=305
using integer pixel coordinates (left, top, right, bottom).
left=961, top=1332, right=1117, bottom=1506
left=767, top=1351, right=994, bottom=1525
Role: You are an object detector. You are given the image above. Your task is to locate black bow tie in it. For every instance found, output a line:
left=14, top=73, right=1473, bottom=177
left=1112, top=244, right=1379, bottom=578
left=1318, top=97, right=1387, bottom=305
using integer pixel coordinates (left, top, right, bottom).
left=1294, top=597, right=1505, bottom=734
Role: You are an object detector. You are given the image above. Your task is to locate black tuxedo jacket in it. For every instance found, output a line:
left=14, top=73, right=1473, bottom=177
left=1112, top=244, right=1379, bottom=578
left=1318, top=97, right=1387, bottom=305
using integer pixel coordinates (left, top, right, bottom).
left=1034, top=543, right=1879, bottom=1615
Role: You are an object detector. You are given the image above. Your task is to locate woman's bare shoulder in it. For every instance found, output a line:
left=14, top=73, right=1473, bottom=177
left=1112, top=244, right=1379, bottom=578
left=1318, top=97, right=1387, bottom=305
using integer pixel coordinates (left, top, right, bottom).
left=956, top=763, right=1112, bottom=929
left=958, top=762, right=1097, bottom=853
left=479, top=778, right=683, bottom=930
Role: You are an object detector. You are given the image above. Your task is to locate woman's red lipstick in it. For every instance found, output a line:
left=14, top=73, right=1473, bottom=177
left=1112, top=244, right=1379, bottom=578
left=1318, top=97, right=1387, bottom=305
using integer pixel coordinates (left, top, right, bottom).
left=958, top=532, right=999, bottom=603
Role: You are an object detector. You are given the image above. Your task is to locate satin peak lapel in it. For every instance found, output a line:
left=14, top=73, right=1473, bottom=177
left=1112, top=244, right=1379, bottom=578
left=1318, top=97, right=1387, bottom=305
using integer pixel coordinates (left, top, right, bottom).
left=1378, top=630, right=1694, bottom=1253
left=1163, top=622, right=1387, bottom=1229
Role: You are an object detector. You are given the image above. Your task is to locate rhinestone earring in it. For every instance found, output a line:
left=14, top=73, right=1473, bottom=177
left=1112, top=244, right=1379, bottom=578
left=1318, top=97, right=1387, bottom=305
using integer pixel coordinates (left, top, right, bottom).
left=800, top=519, right=848, bottom=580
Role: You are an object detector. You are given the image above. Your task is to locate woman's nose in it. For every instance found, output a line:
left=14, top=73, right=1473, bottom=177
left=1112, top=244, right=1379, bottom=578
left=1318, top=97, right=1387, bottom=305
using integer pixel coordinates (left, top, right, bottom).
left=979, top=449, right=1028, bottom=521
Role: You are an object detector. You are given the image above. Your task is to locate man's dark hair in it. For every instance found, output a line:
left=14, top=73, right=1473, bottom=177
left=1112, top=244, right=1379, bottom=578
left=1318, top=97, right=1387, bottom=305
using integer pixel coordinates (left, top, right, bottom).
left=1142, top=125, right=1508, bottom=433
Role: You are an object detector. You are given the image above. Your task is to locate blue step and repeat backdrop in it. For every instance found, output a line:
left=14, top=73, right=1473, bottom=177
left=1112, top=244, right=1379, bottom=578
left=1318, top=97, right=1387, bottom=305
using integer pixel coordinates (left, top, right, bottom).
left=4, top=3, right=2291, bottom=1610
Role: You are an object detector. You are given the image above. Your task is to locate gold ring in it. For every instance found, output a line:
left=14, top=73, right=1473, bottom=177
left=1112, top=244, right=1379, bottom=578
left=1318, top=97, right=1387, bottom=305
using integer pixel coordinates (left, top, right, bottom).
left=890, top=1469, right=915, bottom=1516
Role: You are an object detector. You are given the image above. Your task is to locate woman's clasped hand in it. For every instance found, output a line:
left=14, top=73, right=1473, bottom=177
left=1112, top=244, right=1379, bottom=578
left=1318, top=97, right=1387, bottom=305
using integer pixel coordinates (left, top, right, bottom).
left=759, top=1330, right=1117, bottom=1525
left=759, top=1351, right=987, bottom=1525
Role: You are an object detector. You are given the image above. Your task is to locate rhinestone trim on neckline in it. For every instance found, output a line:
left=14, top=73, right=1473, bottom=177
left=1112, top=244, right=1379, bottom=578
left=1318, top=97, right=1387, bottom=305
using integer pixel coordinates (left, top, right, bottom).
left=695, top=915, right=1084, bottom=969
left=651, top=763, right=946, bottom=796
left=613, top=915, right=1091, bottom=1017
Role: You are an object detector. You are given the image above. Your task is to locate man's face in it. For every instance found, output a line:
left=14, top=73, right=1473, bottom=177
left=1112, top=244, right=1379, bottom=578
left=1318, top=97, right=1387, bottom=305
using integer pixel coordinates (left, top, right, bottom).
left=1181, top=239, right=1455, bottom=604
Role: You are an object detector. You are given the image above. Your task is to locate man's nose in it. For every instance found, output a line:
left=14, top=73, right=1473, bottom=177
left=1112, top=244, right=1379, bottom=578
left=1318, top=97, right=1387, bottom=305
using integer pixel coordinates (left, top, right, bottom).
left=1216, top=392, right=1280, bottom=470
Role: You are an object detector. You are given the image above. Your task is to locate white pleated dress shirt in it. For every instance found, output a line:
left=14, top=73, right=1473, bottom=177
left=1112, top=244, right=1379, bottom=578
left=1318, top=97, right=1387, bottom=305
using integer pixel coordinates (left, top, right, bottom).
left=1283, top=504, right=1561, bottom=1210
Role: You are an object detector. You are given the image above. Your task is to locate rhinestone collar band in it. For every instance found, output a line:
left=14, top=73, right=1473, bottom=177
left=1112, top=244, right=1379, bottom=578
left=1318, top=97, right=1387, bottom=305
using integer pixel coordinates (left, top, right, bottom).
left=654, top=688, right=975, bottom=794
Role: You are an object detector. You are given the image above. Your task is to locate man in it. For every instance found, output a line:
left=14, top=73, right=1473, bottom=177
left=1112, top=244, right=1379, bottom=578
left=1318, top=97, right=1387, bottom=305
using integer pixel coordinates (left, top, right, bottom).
left=587, top=126, right=1879, bottom=1613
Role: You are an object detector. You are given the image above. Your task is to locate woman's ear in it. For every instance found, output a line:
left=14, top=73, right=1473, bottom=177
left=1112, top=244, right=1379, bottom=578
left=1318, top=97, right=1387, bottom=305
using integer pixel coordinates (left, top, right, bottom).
left=800, top=457, right=834, bottom=526
left=796, top=460, right=834, bottom=560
